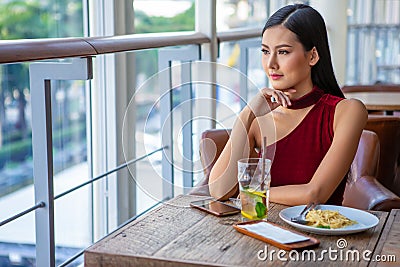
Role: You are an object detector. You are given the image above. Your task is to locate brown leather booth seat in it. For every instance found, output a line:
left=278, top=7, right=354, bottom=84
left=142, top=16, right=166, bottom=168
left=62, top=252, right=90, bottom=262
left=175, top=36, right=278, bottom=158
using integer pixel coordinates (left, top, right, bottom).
left=343, top=130, right=400, bottom=211
left=189, top=128, right=400, bottom=211
left=364, top=115, right=400, bottom=197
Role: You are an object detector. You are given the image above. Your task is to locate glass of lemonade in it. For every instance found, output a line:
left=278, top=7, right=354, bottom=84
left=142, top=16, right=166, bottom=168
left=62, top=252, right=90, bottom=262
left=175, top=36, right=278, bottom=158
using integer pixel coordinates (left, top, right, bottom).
left=238, top=158, right=271, bottom=220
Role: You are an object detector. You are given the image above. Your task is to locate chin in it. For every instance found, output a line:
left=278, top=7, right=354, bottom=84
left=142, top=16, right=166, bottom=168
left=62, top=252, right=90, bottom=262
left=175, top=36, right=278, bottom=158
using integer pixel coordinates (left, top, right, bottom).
left=271, top=84, right=289, bottom=91
left=270, top=81, right=295, bottom=91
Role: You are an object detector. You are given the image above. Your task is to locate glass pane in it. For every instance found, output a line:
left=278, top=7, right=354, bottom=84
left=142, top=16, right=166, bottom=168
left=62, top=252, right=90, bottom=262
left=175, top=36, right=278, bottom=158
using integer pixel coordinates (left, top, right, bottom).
left=346, top=0, right=400, bottom=84
left=0, top=63, right=32, bottom=195
left=132, top=50, right=203, bottom=209
left=0, top=65, right=88, bottom=266
left=131, top=49, right=163, bottom=214
left=134, top=0, right=195, bottom=33
left=0, top=0, right=84, bottom=40
left=52, top=79, right=89, bottom=266
left=216, top=42, right=242, bottom=128
left=216, top=42, right=266, bottom=128
left=0, top=61, right=36, bottom=264
left=217, top=0, right=268, bottom=31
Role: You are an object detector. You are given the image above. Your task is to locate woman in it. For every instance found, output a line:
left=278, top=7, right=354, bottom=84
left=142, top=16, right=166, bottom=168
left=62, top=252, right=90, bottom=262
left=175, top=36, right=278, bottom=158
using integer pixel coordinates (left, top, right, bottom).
left=209, top=4, right=367, bottom=206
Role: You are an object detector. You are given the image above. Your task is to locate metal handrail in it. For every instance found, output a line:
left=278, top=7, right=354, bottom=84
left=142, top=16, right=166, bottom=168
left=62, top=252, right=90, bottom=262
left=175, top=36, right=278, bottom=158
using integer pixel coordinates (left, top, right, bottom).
left=0, top=27, right=261, bottom=64
left=0, top=32, right=210, bottom=64
left=0, top=31, right=209, bottom=64
left=0, top=202, right=45, bottom=227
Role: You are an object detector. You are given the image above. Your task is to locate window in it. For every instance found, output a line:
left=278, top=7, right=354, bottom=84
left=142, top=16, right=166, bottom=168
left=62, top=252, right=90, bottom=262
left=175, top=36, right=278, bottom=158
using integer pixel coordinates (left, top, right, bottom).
left=347, top=0, right=400, bottom=84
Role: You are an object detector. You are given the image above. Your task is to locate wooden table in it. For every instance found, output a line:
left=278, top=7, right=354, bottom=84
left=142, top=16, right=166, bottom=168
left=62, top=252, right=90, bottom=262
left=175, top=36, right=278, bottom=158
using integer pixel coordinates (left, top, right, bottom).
left=84, top=195, right=393, bottom=267
left=345, top=92, right=400, bottom=114
left=370, top=209, right=400, bottom=267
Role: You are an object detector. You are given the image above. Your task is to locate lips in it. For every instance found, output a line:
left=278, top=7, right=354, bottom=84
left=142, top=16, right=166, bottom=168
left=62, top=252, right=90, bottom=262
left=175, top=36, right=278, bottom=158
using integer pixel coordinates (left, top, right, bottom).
left=269, top=73, right=283, bottom=80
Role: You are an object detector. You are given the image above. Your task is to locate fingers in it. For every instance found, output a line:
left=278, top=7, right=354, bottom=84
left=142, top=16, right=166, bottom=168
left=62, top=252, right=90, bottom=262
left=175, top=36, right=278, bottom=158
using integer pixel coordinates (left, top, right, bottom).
left=278, top=91, right=291, bottom=107
left=266, top=89, right=292, bottom=108
left=250, top=87, right=296, bottom=116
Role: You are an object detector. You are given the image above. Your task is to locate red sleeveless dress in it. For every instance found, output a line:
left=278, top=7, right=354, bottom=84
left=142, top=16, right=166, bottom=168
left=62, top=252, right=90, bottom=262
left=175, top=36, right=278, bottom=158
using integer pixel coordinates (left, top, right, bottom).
left=265, top=91, right=346, bottom=205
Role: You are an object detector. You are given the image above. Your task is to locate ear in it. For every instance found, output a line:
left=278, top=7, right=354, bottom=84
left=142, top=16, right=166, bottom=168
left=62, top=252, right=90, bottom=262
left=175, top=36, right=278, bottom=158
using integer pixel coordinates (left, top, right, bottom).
left=309, top=47, right=319, bottom=66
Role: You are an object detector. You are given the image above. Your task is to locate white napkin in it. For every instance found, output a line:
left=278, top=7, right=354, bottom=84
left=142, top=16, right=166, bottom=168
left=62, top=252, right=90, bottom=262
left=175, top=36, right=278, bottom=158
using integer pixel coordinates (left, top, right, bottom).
left=237, top=222, right=309, bottom=244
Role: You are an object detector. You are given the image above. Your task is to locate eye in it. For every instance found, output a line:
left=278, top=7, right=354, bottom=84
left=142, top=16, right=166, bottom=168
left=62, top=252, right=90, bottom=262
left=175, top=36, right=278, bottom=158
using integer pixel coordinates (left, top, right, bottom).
left=261, top=49, right=270, bottom=55
left=278, top=50, right=289, bottom=55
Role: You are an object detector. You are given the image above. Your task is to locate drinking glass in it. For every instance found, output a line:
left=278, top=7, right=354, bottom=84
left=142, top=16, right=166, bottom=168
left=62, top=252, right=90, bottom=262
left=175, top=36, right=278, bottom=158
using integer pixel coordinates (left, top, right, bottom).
left=237, top=158, right=271, bottom=220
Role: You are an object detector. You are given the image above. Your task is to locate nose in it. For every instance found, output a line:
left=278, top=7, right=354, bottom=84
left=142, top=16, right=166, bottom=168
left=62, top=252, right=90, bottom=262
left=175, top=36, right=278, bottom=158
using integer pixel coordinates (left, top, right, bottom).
left=267, top=53, right=278, bottom=69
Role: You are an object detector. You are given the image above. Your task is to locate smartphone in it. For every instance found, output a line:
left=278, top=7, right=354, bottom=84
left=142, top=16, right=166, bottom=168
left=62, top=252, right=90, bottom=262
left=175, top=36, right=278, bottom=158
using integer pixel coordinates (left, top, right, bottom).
left=190, top=199, right=240, bottom=217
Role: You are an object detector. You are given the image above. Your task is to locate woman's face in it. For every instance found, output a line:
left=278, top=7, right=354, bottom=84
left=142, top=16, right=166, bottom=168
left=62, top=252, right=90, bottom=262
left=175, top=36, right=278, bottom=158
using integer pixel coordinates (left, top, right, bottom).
left=261, top=25, right=315, bottom=92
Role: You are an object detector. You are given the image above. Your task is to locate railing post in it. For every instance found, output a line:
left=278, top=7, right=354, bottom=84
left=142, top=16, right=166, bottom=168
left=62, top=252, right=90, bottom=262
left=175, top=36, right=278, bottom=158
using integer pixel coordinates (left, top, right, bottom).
left=158, top=55, right=174, bottom=200
left=29, top=57, right=93, bottom=267
left=180, top=62, right=194, bottom=194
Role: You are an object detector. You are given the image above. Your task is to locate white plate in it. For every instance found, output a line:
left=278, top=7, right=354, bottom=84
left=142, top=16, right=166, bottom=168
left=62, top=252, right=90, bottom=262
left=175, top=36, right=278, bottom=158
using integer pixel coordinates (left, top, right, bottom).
left=279, top=205, right=379, bottom=235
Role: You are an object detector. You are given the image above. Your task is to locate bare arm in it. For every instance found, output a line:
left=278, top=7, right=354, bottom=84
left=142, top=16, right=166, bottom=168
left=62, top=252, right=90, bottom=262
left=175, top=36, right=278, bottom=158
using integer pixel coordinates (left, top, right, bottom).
left=208, top=106, right=258, bottom=200
left=269, top=99, right=368, bottom=206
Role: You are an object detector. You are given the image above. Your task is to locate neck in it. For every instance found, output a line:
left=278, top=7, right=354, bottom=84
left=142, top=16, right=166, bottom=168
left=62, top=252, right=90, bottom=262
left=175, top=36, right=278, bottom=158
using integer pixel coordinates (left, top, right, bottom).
left=287, top=86, right=324, bottom=110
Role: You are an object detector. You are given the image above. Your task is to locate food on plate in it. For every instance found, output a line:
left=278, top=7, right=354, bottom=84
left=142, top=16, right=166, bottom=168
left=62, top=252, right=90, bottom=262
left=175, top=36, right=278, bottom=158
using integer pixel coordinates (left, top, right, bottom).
left=305, top=209, right=357, bottom=229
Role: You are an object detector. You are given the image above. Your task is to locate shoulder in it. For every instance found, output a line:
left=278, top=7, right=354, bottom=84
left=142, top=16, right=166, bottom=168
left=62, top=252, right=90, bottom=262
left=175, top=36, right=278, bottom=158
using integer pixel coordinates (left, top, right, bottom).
left=335, top=98, right=368, bottom=128
left=336, top=98, right=367, bottom=116
left=320, top=93, right=367, bottom=117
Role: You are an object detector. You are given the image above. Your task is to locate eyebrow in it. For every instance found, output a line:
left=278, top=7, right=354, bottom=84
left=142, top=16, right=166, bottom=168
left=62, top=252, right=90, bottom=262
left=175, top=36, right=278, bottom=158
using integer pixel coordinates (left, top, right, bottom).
left=261, top=44, right=293, bottom=49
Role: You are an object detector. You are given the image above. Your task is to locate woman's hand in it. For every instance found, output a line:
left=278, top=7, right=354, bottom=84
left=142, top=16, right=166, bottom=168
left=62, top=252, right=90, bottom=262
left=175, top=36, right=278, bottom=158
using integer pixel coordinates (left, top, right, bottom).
left=246, top=87, right=296, bottom=117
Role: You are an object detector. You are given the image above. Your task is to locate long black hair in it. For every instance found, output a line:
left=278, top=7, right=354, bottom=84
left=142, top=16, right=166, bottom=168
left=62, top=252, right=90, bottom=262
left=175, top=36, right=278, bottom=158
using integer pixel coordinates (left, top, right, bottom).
left=262, top=4, right=344, bottom=98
